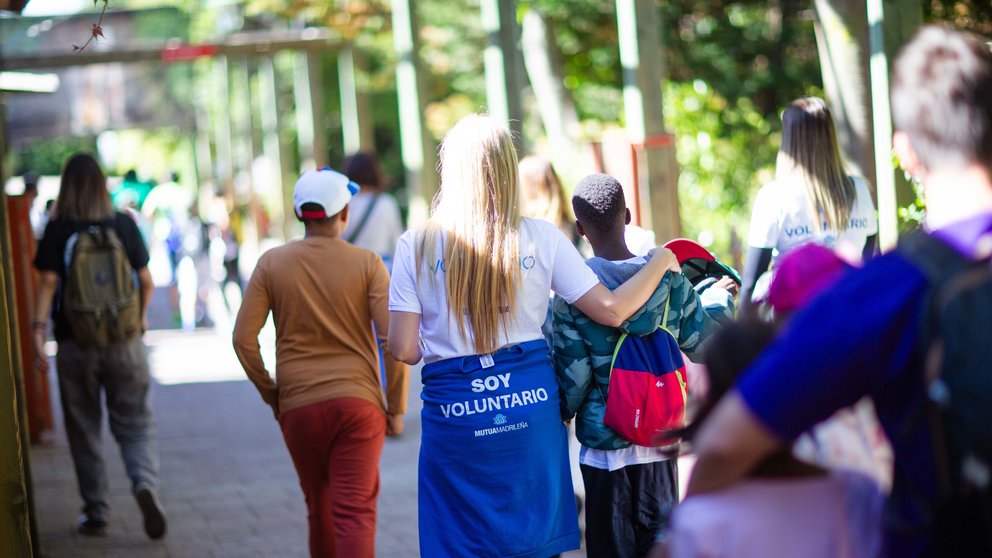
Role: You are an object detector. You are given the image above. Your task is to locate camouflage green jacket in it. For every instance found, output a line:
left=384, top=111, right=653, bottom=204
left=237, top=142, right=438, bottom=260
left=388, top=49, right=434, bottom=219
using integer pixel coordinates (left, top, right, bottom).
left=552, top=258, right=733, bottom=450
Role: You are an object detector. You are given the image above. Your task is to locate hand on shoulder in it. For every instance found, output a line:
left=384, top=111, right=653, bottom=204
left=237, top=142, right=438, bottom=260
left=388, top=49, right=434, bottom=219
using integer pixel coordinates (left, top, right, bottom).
left=648, top=246, right=682, bottom=274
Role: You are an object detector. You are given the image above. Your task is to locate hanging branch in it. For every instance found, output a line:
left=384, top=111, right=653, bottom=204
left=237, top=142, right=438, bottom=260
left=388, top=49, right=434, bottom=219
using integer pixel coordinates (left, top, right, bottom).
left=73, top=0, right=110, bottom=52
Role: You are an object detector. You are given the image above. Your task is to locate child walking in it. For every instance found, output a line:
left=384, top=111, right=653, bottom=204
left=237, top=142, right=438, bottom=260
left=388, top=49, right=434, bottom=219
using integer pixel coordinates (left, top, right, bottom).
left=552, top=173, right=735, bottom=557
left=233, top=168, right=410, bottom=558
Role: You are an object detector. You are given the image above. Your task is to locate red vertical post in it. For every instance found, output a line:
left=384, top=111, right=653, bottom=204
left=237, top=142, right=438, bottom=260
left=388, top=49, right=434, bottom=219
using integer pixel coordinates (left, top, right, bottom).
left=6, top=196, right=52, bottom=442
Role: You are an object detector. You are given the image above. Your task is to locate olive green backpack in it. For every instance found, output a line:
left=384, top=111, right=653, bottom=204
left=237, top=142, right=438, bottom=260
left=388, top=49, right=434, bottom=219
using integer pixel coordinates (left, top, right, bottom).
left=62, top=224, right=141, bottom=347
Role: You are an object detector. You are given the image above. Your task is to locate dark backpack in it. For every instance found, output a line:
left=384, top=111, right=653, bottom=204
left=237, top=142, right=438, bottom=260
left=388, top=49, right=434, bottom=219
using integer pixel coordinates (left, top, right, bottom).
left=62, top=223, right=142, bottom=347
left=899, top=231, right=992, bottom=555
left=600, top=296, right=688, bottom=448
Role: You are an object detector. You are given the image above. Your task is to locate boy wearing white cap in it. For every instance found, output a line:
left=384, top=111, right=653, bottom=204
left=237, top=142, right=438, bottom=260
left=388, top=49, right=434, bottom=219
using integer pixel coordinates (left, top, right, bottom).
left=233, top=168, right=410, bottom=558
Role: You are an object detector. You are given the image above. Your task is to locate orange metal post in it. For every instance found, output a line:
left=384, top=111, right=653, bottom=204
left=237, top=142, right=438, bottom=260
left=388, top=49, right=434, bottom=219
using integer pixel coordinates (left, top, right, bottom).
left=6, top=196, right=52, bottom=443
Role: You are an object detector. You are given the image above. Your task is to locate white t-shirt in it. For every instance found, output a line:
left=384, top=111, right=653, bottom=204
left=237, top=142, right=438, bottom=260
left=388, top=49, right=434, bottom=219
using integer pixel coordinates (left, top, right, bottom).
left=747, top=176, right=878, bottom=263
left=389, top=218, right=600, bottom=363
left=580, top=444, right=669, bottom=471
left=670, top=470, right=884, bottom=558
left=342, top=192, right=404, bottom=259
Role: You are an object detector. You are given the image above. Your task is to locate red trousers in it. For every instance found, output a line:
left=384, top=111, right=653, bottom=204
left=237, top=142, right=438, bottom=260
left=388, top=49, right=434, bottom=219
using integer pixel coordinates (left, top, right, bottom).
left=280, top=397, right=386, bottom=558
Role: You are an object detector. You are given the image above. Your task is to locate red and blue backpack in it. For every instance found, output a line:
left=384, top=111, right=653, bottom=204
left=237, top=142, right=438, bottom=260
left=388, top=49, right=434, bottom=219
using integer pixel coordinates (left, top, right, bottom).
left=600, top=296, right=687, bottom=448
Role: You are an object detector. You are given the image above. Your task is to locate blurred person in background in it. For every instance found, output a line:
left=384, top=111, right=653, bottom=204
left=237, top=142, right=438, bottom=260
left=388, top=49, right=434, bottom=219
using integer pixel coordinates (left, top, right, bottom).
left=662, top=320, right=884, bottom=558
left=31, top=153, right=166, bottom=540
left=740, top=96, right=878, bottom=316
left=519, top=155, right=580, bottom=245
left=341, top=152, right=404, bottom=270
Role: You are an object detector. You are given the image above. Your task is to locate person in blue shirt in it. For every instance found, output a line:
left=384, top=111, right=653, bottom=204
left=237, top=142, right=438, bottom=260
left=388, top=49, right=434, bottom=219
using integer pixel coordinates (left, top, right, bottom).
left=683, top=26, right=992, bottom=558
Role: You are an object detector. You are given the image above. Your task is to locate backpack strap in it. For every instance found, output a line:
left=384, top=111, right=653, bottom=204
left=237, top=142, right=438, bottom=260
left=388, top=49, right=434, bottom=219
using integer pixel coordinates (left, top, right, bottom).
left=659, top=291, right=672, bottom=336
left=598, top=295, right=673, bottom=402
left=897, top=232, right=962, bottom=499
left=898, top=231, right=970, bottom=391
left=898, top=230, right=992, bottom=500
left=898, top=230, right=975, bottom=284
left=346, top=194, right=381, bottom=244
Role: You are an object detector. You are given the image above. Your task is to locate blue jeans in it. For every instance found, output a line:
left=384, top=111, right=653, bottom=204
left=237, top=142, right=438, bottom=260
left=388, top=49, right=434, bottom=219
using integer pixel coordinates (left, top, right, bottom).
left=56, top=336, right=159, bottom=521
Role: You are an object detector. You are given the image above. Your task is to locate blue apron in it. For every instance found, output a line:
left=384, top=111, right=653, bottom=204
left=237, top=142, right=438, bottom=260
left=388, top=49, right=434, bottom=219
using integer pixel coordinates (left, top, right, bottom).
left=419, top=339, right=581, bottom=558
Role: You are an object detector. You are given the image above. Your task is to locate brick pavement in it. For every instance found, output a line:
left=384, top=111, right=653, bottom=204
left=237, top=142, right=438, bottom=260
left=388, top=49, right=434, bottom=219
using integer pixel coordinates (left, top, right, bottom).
left=29, top=329, right=586, bottom=558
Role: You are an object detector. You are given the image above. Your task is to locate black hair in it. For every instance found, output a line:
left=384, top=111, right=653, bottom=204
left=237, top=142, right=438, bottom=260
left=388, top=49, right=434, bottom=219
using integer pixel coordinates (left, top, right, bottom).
left=342, top=152, right=384, bottom=190
left=297, top=202, right=338, bottom=225
left=571, top=173, right=626, bottom=234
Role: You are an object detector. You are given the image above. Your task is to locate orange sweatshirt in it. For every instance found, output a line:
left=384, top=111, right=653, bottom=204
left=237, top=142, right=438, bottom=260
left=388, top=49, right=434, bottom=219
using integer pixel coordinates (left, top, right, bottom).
left=233, top=236, right=409, bottom=415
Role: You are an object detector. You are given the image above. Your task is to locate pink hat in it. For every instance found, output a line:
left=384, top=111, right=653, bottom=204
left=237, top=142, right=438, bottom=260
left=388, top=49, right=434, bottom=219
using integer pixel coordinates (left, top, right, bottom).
left=768, top=243, right=851, bottom=314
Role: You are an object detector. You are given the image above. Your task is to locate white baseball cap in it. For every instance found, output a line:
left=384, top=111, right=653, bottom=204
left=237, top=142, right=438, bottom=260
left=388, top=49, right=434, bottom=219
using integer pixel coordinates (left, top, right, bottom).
left=293, top=167, right=361, bottom=219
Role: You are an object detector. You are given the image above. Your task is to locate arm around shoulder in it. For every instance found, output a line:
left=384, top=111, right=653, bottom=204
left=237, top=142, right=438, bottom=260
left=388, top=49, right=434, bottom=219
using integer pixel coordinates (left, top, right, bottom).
left=572, top=247, right=680, bottom=328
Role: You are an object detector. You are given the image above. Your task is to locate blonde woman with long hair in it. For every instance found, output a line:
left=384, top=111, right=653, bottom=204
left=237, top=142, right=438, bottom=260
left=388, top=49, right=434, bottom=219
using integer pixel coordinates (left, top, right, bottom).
left=740, top=97, right=878, bottom=314
left=389, top=115, right=679, bottom=558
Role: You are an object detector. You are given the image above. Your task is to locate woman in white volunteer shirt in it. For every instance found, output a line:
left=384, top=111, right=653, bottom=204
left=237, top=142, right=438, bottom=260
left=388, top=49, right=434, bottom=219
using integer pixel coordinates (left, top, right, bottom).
left=388, top=114, right=679, bottom=558
left=740, top=97, right=878, bottom=314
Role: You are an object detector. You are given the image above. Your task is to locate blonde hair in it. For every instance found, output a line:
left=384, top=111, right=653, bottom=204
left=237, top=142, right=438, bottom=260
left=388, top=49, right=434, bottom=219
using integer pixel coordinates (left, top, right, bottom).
left=53, top=153, right=115, bottom=222
left=518, top=156, right=573, bottom=230
left=417, top=114, right=521, bottom=355
left=776, top=97, right=856, bottom=235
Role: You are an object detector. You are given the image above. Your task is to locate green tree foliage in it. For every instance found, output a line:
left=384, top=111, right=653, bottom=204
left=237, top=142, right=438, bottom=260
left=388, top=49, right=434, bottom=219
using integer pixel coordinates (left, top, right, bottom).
left=519, top=0, right=820, bottom=258
left=658, top=1, right=821, bottom=256
left=37, top=0, right=979, bottom=253
left=522, top=0, right=624, bottom=124
left=230, top=1, right=821, bottom=258
left=2, top=5, right=193, bottom=178
left=659, top=1, right=821, bottom=118
left=664, top=80, right=779, bottom=256
left=11, top=136, right=99, bottom=176
left=925, top=0, right=992, bottom=34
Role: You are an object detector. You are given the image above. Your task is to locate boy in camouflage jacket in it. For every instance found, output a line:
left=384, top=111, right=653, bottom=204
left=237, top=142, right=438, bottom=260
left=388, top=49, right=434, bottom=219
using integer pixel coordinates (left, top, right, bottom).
left=552, top=174, right=734, bottom=557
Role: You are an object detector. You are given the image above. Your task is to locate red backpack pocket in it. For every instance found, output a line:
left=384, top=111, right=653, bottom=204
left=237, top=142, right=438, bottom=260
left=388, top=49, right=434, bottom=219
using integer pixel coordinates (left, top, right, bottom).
left=602, top=324, right=688, bottom=447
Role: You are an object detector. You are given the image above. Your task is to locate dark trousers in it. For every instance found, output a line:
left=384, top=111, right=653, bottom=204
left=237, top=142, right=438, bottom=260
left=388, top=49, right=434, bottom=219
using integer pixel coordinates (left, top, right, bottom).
left=56, top=337, right=158, bottom=521
left=581, top=459, right=678, bottom=558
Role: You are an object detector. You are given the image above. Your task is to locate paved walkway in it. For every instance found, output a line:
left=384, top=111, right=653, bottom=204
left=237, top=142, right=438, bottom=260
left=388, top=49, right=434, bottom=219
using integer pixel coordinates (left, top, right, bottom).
left=30, top=328, right=587, bottom=557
